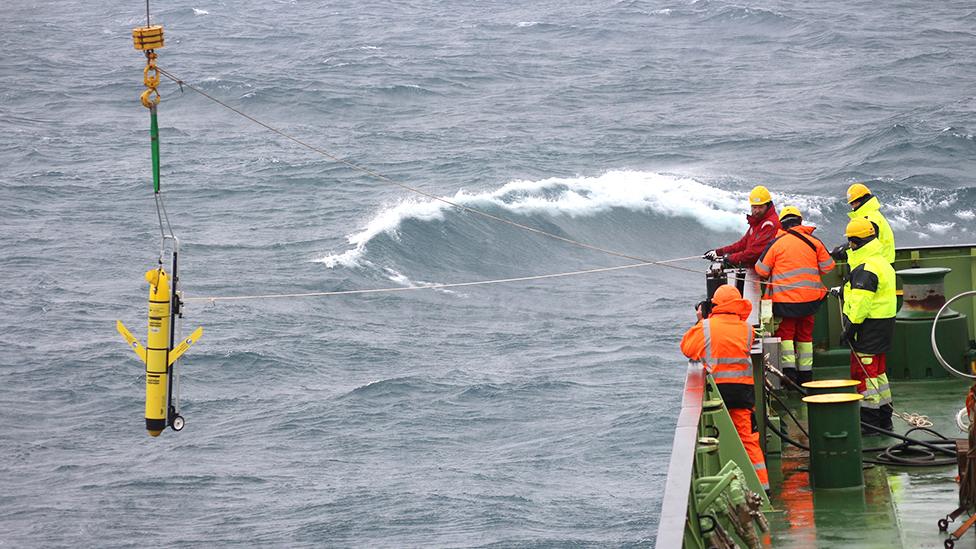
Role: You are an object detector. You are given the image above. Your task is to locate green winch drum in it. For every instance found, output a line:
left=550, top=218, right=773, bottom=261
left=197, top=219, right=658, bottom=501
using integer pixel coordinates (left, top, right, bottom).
left=802, top=393, right=864, bottom=489
left=889, top=267, right=970, bottom=380
left=801, top=379, right=859, bottom=396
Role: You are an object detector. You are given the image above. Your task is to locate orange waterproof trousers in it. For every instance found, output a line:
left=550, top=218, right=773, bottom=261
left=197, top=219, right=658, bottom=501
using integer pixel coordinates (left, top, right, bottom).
left=729, top=407, right=769, bottom=490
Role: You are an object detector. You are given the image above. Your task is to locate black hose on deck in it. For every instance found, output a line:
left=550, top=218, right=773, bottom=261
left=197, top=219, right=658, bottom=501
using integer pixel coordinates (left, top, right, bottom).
left=766, top=414, right=956, bottom=467
left=764, top=388, right=959, bottom=467
left=765, top=382, right=809, bottom=438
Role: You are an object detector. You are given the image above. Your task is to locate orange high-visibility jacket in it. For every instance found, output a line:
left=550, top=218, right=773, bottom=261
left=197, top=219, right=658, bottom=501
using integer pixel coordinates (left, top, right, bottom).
left=681, top=298, right=755, bottom=385
left=754, top=225, right=835, bottom=317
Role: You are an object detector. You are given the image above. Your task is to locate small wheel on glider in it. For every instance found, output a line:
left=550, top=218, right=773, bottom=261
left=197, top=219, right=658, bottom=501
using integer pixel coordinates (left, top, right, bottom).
left=172, top=415, right=185, bottom=431
left=939, top=518, right=949, bottom=532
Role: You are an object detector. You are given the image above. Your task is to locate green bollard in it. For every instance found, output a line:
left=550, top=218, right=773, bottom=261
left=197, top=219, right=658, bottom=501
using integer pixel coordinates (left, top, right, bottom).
left=802, top=379, right=859, bottom=396
left=803, top=393, right=865, bottom=489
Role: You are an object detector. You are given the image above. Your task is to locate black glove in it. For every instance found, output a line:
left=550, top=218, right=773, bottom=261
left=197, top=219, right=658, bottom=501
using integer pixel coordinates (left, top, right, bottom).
left=839, top=322, right=857, bottom=347
left=828, top=286, right=842, bottom=299
left=830, top=244, right=849, bottom=261
left=703, top=250, right=718, bottom=261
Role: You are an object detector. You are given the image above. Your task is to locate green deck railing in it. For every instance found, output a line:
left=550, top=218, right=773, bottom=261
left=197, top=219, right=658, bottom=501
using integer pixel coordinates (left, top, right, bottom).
left=656, top=362, right=705, bottom=548
left=655, top=362, right=771, bottom=547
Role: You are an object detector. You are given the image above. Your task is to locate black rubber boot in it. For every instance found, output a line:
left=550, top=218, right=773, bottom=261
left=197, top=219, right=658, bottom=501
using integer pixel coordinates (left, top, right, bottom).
left=879, top=404, right=894, bottom=432
left=860, top=408, right=882, bottom=436
left=783, top=368, right=799, bottom=390
left=797, top=370, right=813, bottom=385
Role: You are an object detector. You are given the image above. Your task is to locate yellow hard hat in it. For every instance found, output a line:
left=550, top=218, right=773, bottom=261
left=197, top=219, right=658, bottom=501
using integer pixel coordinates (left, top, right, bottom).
left=779, top=205, right=802, bottom=220
left=749, top=185, right=772, bottom=205
left=845, top=217, right=876, bottom=239
left=847, top=183, right=871, bottom=204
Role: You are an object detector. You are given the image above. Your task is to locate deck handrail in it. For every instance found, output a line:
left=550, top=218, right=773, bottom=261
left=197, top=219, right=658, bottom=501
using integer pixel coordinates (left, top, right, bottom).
left=654, top=360, right=705, bottom=549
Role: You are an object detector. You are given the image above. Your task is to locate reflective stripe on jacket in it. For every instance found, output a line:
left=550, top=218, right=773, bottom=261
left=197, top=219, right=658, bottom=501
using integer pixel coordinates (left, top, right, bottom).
left=681, top=299, right=755, bottom=385
left=754, top=225, right=835, bottom=317
left=847, top=196, right=895, bottom=264
left=843, top=238, right=897, bottom=354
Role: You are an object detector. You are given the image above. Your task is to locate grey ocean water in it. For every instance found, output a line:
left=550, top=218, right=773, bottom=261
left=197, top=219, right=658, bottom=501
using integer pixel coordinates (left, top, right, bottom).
left=2, top=0, right=976, bottom=546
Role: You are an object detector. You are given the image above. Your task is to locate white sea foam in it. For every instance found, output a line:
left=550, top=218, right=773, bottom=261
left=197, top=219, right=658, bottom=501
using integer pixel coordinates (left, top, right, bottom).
left=383, top=268, right=412, bottom=286
left=885, top=188, right=958, bottom=232
left=383, top=268, right=459, bottom=295
left=314, top=197, right=445, bottom=268
left=313, top=171, right=967, bottom=269
left=192, top=8, right=209, bottom=15
left=926, top=222, right=955, bottom=235
left=516, top=21, right=539, bottom=27
left=314, top=170, right=834, bottom=268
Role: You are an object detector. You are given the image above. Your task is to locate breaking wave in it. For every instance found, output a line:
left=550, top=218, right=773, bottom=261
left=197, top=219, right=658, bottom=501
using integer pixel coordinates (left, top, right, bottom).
left=314, top=170, right=974, bottom=276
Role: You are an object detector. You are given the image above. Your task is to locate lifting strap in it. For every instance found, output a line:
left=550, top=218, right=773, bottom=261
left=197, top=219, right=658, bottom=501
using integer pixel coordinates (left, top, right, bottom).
left=785, top=228, right=818, bottom=254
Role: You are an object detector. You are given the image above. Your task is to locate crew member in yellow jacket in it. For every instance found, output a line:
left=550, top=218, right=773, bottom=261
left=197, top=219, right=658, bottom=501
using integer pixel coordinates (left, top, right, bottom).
left=831, top=183, right=896, bottom=264
left=838, top=218, right=896, bottom=432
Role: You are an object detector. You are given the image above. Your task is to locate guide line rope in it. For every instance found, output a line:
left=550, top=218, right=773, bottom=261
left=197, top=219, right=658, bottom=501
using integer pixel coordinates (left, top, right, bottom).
left=155, top=67, right=696, bottom=271
left=155, top=67, right=863, bottom=304
left=183, top=257, right=701, bottom=304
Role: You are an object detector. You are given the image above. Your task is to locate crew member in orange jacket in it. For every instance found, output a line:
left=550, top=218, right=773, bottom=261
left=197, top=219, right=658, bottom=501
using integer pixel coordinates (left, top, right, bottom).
left=755, top=206, right=835, bottom=386
left=680, top=284, right=768, bottom=491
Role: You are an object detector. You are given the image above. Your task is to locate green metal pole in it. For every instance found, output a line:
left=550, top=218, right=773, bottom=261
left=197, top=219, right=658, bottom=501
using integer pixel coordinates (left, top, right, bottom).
left=150, top=105, right=161, bottom=193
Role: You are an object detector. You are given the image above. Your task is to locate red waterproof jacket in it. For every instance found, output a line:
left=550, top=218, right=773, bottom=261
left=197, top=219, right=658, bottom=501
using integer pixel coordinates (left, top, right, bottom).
left=716, top=205, right=782, bottom=267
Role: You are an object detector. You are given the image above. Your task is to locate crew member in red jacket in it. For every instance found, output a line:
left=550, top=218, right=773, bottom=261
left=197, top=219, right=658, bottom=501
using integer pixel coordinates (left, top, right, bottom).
left=704, top=185, right=781, bottom=324
left=704, top=185, right=782, bottom=268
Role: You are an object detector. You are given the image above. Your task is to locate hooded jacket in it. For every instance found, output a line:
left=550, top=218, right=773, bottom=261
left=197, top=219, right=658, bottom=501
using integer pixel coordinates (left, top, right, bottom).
left=716, top=205, right=782, bottom=267
left=843, top=237, right=896, bottom=354
left=681, top=286, right=755, bottom=389
left=848, top=196, right=895, bottom=264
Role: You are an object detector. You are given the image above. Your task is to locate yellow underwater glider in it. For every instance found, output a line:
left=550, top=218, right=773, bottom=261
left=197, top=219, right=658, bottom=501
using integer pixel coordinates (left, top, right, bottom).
left=118, top=268, right=202, bottom=436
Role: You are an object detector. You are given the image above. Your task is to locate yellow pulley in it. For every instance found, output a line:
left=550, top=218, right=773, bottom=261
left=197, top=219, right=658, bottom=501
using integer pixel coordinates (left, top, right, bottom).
left=133, top=25, right=164, bottom=108
left=132, top=25, right=164, bottom=51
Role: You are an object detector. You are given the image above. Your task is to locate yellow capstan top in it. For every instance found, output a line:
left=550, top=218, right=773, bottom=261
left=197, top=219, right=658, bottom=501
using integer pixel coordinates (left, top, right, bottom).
left=802, top=393, right=864, bottom=404
left=802, top=379, right=860, bottom=389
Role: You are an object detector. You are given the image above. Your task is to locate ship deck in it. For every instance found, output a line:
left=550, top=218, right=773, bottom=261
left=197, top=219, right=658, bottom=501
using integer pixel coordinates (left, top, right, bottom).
left=767, top=376, right=969, bottom=548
